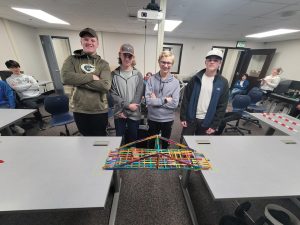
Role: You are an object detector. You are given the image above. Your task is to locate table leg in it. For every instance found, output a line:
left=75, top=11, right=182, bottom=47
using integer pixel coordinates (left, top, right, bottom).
left=109, top=170, right=122, bottom=225
left=179, top=170, right=199, bottom=225
left=265, top=127, right=275, bottom=135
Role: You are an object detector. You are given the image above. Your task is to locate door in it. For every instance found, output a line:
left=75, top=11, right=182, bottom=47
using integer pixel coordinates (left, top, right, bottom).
left=40, top=35, right=72, bottom=95
left=212, top=46, right=249, bottom=88
left=212, top=47, right=276, bottom=92
left=238, top=48, right=276, bottom=91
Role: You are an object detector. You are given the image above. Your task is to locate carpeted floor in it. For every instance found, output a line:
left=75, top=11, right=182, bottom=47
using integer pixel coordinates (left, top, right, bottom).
left=1, top=107, right=299, bottom=225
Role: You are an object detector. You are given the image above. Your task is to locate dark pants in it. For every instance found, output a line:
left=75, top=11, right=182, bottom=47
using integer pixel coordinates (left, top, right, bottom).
left=181, top=119, right=211, bottom=143
left=114, top=118, right=140, bottom=144
left=215, top=112, right=241, bottom=135
left=147, top=120, right=174, bottom=149
left=21, top=95, right=45, bottom=122
left=73, top=112, right=108, bottom=136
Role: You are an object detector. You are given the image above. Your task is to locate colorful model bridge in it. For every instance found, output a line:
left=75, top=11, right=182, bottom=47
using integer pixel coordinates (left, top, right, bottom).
left=103, top=135, right=211, bottom=170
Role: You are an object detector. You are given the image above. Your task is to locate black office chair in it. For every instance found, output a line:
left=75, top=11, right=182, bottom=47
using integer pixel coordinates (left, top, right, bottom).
left=44, top=95, right=77, bottom=136
left=242, top=87, right=265, bottom=128
left=0, top=70, right=13, bottom=81
left=224, top=95, right=251, bottom=135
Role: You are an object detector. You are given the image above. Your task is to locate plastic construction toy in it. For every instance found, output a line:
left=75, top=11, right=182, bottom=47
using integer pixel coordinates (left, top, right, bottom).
left=103, top=135, right=211, bottom=171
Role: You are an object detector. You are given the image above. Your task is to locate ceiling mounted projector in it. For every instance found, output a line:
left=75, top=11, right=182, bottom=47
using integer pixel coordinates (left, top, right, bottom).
left=137, top=9, right=164, bottom=21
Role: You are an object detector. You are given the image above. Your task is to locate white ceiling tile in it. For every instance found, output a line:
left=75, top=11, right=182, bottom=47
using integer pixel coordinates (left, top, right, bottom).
left=1, top=0, right=300, bottom=42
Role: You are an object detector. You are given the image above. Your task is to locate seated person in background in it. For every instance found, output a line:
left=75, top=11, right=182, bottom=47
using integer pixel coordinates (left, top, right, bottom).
left=229, top=73, right=249, bottom=101
left=0, top=80, right=25, bottom=134
left=296, top=103, right=300, bottom=115
left=259, top=67, right=283, bottom=95
left=5, top=60, right=46, bottom=130
left=144, top=72, right=152, bottom=84
left=291, top=102, right=300, bottom=118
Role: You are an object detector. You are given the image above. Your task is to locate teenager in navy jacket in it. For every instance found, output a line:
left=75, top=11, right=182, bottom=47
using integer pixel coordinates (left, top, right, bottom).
left=180, top=49, right=229, bottom=136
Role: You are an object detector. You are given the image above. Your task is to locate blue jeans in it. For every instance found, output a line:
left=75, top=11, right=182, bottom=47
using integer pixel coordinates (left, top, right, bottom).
left=229, top=88, right=246, bottom=101
left=114, top=118, right=140, bottom=144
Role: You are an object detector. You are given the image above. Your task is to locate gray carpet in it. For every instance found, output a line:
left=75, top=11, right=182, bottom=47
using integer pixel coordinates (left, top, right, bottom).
left=1, top=107, right=299, bottom=225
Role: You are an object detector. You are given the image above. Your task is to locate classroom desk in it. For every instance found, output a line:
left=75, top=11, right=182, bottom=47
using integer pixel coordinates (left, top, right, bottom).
left=181, top=136, right=300, bottom=225
left=0, top=109, right=36, bottom=135
left=0, top=136, right=121, bottom=224
left=38, top=80, right=53, bottom=92
left=250, top=113, right=300, bottom=137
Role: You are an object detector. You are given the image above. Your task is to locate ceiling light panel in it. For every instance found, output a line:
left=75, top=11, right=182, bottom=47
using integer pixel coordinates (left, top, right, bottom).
left=12, top=7, right=69, bottom=25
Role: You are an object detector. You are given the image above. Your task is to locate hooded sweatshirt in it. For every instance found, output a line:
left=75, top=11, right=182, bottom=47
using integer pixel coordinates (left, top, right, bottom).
left=110, top=67, right=144, bottom=121
left=6, top=74, right=40, bottom=100
left=0, top=80, right=15, bottom=108
left=61, top=49, right=111, bottom=114
left=145, top=72, right=180, bottom=122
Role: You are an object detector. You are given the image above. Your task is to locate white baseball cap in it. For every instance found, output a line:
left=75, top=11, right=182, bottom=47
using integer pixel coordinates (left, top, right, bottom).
left=206, top=49, right=223, bottom=60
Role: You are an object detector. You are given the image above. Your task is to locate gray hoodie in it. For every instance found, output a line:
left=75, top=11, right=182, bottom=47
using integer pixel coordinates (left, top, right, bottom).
left=110, top=67, right=144, bottom=121
left=145, top=72, right=180, bottom=122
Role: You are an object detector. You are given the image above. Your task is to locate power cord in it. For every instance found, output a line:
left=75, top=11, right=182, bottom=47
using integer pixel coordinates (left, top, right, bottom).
left=143, top=20, right=147, bottom=75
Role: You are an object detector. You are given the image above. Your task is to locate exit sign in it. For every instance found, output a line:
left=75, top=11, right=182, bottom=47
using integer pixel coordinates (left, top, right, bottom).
left=236, top=41, right=246, bottom=48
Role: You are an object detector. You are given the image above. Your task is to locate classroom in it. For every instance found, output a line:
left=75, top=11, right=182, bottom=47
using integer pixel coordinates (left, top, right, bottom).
left=1, top=1, right=300, bottom=225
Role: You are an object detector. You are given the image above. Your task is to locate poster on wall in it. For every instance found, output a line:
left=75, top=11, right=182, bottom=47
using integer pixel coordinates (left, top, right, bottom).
left=163, top=43, right=183, bottom=74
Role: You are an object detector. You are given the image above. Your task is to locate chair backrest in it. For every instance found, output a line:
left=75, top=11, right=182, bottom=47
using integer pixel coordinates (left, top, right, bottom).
left=0, top=70, right=12, bottom=81
left=248, top=87, right=263, bottom=104
left=273, top=80, right=292, bottom=94
left=44, top=95, right=69, bottom=115
left=232, top=94, right=251, bottom=112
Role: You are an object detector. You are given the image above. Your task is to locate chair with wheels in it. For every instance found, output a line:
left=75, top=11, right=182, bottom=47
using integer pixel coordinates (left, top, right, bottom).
left=223, top=94, right=252, bottom=135
left=44, top=95, right=78, bottom=136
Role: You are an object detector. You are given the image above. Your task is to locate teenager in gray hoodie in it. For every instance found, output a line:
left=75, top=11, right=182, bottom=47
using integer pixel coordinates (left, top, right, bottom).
left=110, top=44, right=144, bottom=144
left=145, top=51, right=180, bottom=149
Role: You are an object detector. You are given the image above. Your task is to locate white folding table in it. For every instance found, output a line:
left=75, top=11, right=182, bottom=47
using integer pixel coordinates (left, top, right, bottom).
left=0, top=109, right=36, bottom=135
left=0, top=136, right=121, bottom=224
left=181, top=135, right=300, bottom=225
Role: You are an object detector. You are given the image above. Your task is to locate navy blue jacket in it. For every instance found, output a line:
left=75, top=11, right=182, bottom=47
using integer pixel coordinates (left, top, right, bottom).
left=233, top=79, right=249, bottom=90
left=180, top=69, right=229, bottom=129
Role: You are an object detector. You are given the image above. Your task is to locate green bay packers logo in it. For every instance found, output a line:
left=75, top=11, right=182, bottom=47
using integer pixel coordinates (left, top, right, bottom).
left=81, top=64, right=95, bottom=73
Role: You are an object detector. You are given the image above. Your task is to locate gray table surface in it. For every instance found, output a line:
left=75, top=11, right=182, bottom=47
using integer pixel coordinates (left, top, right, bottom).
left=250, top=113, right=300, bottom=137
left=0, top=136, right=121, bottom=212
left=184, top=135, right=300, bottom=200
left=0, top=109, right=36, bottom=130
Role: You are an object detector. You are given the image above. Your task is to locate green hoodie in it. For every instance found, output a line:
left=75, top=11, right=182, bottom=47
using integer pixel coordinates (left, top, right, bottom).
left=61, top=49, right=112, bottom=114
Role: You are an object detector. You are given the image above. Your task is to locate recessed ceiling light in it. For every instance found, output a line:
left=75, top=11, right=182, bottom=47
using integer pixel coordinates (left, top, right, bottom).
left=154, top=20, right=182, bottom=32
left=12, top=7, right=69, bottom=25
left=246, top=29, right=300, bottom=38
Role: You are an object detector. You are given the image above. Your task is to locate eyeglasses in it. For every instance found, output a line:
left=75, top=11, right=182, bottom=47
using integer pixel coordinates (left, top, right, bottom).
left=160, top=61, right=172, bottom=65
left=206, top=58, right=220, bottom=63
left=123, top=53, right=133, bottom=59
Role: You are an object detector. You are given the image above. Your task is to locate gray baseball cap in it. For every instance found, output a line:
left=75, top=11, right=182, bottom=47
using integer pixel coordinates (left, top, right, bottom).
left=119, top=43, right=134, bottom=55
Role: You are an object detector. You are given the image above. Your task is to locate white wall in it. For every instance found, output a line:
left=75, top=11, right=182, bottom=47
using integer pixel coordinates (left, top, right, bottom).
left=0, top=19, right=50, bottom=81
left=3, top=17, right=293, bottom=86
left=0, top=19, right=16, bottom=69
left=264, top=39, right=300, bottom=81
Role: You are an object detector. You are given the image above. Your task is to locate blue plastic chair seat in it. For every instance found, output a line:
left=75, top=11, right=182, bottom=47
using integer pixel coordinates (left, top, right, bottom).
left=50, top=112, right=74, bottom=127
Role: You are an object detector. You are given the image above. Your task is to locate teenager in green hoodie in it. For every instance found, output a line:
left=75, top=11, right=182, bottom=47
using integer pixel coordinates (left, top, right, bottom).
left=61, top=28, right=112, bottom=136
